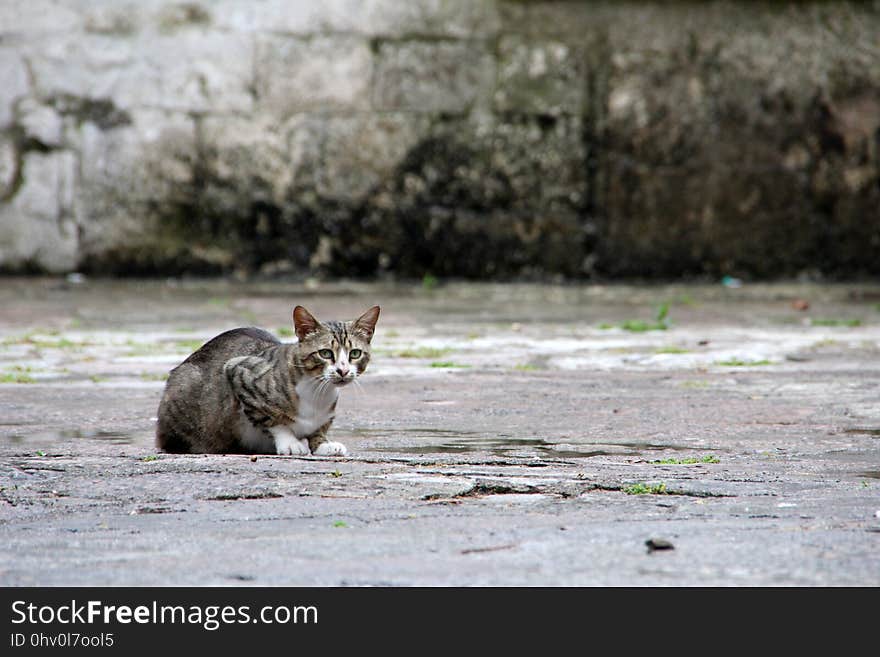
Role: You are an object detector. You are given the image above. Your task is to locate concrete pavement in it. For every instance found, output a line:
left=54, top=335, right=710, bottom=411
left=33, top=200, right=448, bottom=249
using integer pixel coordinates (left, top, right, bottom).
left=1, top=278, right=878, bottom=585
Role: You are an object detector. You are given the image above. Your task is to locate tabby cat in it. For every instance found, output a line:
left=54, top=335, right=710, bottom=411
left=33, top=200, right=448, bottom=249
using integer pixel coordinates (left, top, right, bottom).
left=156, top=305, right=380, bottom=456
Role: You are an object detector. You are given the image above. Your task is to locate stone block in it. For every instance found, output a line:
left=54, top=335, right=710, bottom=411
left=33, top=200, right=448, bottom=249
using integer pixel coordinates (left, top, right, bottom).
left=486, top=115, right=586, bottom=211
left=494, top=35, right=585, bottom=116
left=365, top=0, right=501, bottom=38
left=27, top=27, right=253, bottom=114
left=0, top=150, right=78, bottom=272
left=78, top=109, right=194, bottom=197
left=501, top=0, right=598, bottom=38
left=76, top=110, right=196, bottom=256
left=313, top=113, right=429, bottom=200
left=197, top=111, right=428, bottom=207
left=81, top=0, right=144, bottom=35
left=116, top=30, right=255, bottom=113
left=214, top=0, right=358, bottom=34
left=0, top=49, right=31, bottom=128
left=17, top=99, right=65, bottom=148
left=199, top=115, right=293, bottom=207
left=334, top=114, right=588, bottom=278
left=255, top=35, right=372, bottom=116
left=0, top=1, right=82, bottom=35
left=214, top=0, right=500, bottom=38
left=373, top=40, right=494, bottom=113
left=27, top=34, right=134, bottom=102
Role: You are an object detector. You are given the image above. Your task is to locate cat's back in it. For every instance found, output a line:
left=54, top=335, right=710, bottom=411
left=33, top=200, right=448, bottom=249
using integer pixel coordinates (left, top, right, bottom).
left=157, top=327, right=282, bottom=453
left=180, top=327, right=280, bottom=368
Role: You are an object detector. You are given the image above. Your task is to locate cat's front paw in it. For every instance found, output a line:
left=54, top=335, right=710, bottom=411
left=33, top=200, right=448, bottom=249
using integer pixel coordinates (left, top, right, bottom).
left=272, top=431, right=310, bottom=456
left=314, top=441, right=348, bottom=457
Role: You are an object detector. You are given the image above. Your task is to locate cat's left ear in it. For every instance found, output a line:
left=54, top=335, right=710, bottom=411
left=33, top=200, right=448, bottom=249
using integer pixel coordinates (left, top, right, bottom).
left=293, top=305, right=321, bottom=341
left=353, top=305, right=380, bottom=342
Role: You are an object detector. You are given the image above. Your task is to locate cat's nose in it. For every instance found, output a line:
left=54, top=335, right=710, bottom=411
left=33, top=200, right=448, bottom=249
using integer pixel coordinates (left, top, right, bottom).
left=336, top=365, right=349, bottom=377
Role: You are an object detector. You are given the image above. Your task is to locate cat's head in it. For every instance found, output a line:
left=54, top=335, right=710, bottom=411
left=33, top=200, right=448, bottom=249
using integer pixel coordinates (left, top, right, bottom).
left=292, top=305, right=380, bottom=387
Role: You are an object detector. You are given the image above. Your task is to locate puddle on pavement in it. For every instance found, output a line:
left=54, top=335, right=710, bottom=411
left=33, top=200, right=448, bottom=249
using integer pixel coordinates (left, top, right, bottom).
left=353, top=428, right=480, bottom=437
left=3, top=428, right=139, bottom=445
left=372, top=441, right=618, bottom=459
left=365, top=429, right=715, bottom=459
left=844, top=428, right=880, bottom=437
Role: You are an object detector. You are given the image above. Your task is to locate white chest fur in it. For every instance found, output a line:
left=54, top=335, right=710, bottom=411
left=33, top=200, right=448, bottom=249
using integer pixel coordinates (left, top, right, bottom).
left=292, top=378, right=339, bottom=439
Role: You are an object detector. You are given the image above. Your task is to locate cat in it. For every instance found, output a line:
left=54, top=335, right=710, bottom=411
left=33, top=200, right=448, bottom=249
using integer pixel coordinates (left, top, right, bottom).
left=155, top=305, right=379, bottom=456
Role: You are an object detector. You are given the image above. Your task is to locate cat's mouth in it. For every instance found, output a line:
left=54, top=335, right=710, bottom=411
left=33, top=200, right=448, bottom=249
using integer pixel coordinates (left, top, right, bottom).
left=332, top=378, right=353, bottom=387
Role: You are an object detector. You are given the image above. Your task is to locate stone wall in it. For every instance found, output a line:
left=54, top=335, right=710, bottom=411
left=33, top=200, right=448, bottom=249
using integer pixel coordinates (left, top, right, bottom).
left=1, top=0, right=878, bottom=279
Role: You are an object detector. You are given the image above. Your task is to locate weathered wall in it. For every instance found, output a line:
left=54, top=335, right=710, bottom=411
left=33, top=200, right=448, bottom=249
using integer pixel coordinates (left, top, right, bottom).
left=1, top=0, right=878, bottom=279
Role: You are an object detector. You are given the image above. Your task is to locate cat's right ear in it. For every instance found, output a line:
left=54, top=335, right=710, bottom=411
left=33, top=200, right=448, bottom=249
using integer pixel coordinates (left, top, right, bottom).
left=353, top=305, right=380, bottom=342
left=293, top=306, right=320, bottom=341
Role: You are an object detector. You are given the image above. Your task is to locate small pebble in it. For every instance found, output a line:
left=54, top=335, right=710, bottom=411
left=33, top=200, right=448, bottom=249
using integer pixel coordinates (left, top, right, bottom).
left=645, top=538, right=674, bottom=552
left=250, top=455, right=258, bottom=462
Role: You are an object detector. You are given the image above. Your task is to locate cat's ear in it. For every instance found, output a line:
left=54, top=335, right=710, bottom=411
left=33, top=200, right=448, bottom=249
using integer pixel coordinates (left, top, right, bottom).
left=353, top=305, right=380, bottom=341
left=292, top=306, right=321, bottom=341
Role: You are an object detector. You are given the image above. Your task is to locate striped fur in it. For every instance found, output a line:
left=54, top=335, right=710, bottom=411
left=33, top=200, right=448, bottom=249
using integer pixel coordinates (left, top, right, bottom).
left=155, top=306, right=379, bottom=454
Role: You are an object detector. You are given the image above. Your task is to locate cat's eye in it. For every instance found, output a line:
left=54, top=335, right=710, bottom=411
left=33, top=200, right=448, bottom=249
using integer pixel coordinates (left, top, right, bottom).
left=318, top=349, right=334, bottom=360
left=349, top=349, right=362, bottom=359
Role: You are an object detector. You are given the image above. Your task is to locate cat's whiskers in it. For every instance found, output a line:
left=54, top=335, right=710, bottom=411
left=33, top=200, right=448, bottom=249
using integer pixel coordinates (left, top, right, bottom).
left=316, top=375, right=333, bottom=397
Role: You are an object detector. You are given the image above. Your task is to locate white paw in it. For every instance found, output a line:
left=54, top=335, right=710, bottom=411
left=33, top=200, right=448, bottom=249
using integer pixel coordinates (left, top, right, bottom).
left=275, top=437, right=310, bottom=456
left=314, top=441, right=348, bottom=457
left=270, top=427, right=310, bottom=455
